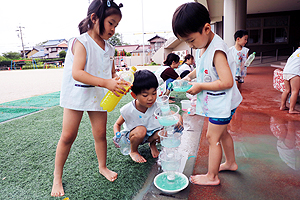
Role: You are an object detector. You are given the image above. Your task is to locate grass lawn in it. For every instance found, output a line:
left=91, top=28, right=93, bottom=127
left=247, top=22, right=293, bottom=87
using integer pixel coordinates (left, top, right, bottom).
left=0, top=91, right=187, bottom=199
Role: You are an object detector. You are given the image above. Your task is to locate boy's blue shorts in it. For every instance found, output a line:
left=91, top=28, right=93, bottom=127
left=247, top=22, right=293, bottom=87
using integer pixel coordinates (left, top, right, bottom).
left=165, top=78, right=175, bottom=90
left=209, top=108, right=237, bottom=125
left=121, top=127, right=162, bottom=145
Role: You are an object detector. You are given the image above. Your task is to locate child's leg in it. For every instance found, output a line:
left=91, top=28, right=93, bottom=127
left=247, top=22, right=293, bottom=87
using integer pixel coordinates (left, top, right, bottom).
left=280, top=80, right=291, bottom=111
left=190, top=122, right=227, bottom=185
left=219, top=128, right=238, bottom=171
left=148, top=130, right=160, bottom=158
left=88, top=111, right=117, bottom=182
left=236, top=79, right=241, bottom=91
left=129, top=126, right=147, bottom=163
left=288, top=76, right=300, bottom=113
left=51, top=108, right=83, bottom=197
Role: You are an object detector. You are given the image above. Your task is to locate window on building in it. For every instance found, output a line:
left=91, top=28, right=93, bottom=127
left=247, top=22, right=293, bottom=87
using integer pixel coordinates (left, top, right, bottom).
left=248, top=29, right=261, bottom=44
left=247, top=16, right=289, bottom=45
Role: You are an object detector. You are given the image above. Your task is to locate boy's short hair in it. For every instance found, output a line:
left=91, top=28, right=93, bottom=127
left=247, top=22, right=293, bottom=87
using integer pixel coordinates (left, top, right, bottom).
left=131, top=70, right=158, bottom=95
left=234, top=30, right=248, bottom=41
left=172, top=2, right=211, bottom=38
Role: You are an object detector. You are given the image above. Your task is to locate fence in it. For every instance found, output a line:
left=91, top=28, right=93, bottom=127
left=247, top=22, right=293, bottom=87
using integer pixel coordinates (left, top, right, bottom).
left=115, top=55, right=152, bottom=67
left=252, top=47, right=295, bottom=65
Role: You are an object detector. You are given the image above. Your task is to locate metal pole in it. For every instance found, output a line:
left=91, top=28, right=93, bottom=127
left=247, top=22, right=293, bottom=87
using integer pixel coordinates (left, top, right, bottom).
left=141, top=0, right=145, bottom=66
left=260, top=52, right=262, bottom=63
left=16, top=26, right=26, bottom=59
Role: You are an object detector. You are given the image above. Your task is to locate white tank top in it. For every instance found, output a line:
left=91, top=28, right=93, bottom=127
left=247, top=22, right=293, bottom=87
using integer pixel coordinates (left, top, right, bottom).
left=195, top=34, right=242, bottom=118
left=120, top=100, right=163, bottom=132
left=283, top=48, right=300, bottom=76
left=60, top=33, right=115, bottom=111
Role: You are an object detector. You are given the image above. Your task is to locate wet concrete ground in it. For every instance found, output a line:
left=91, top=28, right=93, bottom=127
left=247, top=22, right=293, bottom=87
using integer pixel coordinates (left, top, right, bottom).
left=2, top=67, right=299, bottom=199
left=188, top=67, right=300, bottom=200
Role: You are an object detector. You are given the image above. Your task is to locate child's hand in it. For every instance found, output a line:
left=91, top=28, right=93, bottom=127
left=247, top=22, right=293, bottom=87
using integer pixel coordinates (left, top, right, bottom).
left=183, top=76, right=191, bottom=81
left=174, top=120, right=184, bottom=132
left=113, top=135, right=121, bottom=148
left=187, top=82, right=202, bottom=95
left=106, top=77, right=129, bottom=97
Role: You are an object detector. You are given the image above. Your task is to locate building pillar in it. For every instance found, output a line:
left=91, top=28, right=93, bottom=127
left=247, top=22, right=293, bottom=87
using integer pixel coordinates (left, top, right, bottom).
left=223, top=0, right=247, bottom=47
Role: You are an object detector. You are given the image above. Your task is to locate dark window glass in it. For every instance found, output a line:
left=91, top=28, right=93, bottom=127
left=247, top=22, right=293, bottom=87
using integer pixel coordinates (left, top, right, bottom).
left=248, top=29, right=261, bottom=44
left=263, top=28, right=275, bottom=44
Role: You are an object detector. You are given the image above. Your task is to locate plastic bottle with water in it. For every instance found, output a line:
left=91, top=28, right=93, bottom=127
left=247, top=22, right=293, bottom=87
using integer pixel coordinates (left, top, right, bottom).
left=244, top=52, right=256, bottom=67
left=115, top=132, right=131, bottom=155
left=168, top=80, right=192, bottom=92
left=187, top=98, right=197, bottom=115
left=100, top=66, right=137, bottom=112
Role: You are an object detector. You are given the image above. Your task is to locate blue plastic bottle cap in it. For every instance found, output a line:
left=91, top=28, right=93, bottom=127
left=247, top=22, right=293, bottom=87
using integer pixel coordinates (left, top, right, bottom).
left=116, top=132, right=121, bottom=138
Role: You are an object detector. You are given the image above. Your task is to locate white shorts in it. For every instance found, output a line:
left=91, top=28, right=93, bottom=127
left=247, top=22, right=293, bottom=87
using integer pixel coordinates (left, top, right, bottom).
left=283, top=73, right=297, bottom=81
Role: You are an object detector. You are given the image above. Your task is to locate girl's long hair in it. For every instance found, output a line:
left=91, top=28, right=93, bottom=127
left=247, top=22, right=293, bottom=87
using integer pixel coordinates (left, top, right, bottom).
left=163, top=53, right=180, bottom=66
left=182, top=54, right=194, bottom=64
left=78, top=0, right=123, bottom=35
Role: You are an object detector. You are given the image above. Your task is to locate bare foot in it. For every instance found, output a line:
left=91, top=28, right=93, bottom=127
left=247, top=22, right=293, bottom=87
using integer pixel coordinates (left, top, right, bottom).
left=289, top=110, right=300, bottom=114
left=168, top=100, right=175, bottom=103
left=280, top=106, right=289, bottom=111
left=99, top=167, right=118, bottom=182
left=51, top=176, right=64, bottom=197
left=149, top=143, right=159, bottom=158
left=219, top=162, right=238, bottom=171
left=130, top=151, right=147, bottom=163
left=190, top=174, right=220, bottom=186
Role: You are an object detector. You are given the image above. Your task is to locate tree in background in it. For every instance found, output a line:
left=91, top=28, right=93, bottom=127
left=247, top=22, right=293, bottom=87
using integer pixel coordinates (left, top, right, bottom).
left=109, top=33, right=130, bottom=46
left=59, top=50, right=66, bottom=58
left=109, top=33, right=122, bottom=46
left=2, top=51, right=21, bottom=60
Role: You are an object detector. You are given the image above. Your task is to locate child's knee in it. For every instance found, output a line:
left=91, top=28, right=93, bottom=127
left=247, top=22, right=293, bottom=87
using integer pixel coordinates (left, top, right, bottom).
left=130, top=126, right=147, bottom=139
left=205, top=133, right=220, bottom=145
left=60, top=134, right=76, bottom=145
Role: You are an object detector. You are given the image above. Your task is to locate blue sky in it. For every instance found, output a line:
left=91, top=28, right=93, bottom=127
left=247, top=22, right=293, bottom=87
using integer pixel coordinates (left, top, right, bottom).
left=0, top=0, right=190, bottom=54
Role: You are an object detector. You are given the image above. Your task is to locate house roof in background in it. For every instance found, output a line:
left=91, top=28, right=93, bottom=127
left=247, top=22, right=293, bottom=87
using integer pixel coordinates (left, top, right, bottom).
left=58, top=43, right=68, bottom=48
left=33, top=46, right=44, bottom=51
left=132, top=45, right=151, bottom=53
left=115, top=45, right=140, bottom=53
left=148, top=35, right=167, bottom=42
left=30, top=50, right=45, bottom=58
left=42, top=39, right=67, bottom=47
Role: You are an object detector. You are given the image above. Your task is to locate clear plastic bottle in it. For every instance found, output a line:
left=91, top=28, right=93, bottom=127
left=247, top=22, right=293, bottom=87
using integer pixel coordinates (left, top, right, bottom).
left=244, top=52, right=256, bottom=67
left=114, top=132, right=131, bottom=155
left=100, top=66, right=137, bottom=112
left=187, top=98, right=196, bottom=115
left=168, top=80, right=192, bottom=92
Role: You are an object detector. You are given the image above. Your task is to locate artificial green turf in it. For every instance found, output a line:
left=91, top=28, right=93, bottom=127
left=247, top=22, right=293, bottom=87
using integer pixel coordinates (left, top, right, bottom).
left=0, top=92, right=60, bottom=123
left=0, top=90, right=187, bottom=199
left=0, top=91, right=61, bottom=108
left=0, top=107, right=42, bottom=123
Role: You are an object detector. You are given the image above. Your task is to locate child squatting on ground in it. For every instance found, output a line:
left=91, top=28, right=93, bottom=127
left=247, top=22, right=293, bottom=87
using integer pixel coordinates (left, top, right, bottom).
left=172, top=2, right=243, bottom=185
left=113, top=70, right=183, bottom=163
left=51, top=0, right=125, bottom=197
left=229, top=30, right=249, bottom=92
